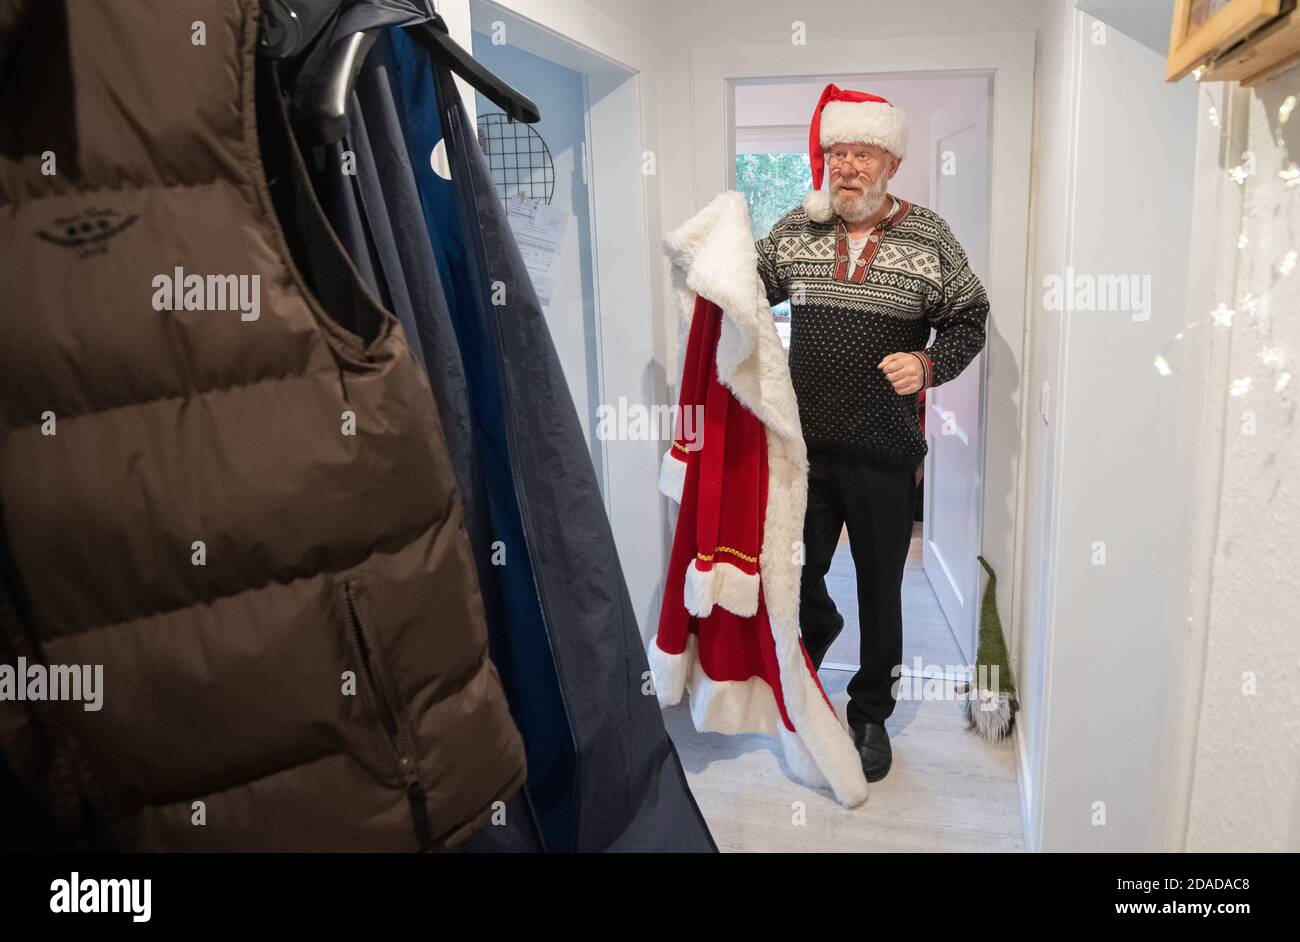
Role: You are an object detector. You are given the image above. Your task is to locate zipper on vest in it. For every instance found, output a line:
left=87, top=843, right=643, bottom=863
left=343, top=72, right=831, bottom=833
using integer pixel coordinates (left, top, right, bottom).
left=342, top=579, right=435, bottom=850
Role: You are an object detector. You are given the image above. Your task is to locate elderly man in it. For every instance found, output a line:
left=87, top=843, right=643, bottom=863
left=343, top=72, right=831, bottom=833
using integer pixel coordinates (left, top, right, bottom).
left=755, top=84, right=989, bottom=783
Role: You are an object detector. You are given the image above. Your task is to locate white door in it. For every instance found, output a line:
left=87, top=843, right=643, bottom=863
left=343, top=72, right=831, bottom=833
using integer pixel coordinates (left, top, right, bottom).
left=922, top=87, right=990, bottom=664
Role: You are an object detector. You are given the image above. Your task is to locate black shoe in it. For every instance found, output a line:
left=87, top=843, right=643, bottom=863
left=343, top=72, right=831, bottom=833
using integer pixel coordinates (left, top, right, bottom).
left=852, top=722, right=892, bottom=783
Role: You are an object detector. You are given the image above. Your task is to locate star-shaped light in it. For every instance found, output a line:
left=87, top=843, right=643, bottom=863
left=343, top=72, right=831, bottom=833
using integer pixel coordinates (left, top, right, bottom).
left=1211, top=303, right=1235, bottom=326
left=1229, top=377, right=1252, bottom=396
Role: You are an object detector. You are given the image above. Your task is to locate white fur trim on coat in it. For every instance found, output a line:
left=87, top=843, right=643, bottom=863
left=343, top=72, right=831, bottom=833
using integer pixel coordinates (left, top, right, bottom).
left=819, top=99, right=908, bottom=159
left=684, top=558, right=759, bottom=619
left=658, top=448, right=687, bottom=503
left=648, top=636, right=863, bottom=799
left=648, top=635, right=690, bottom=706
left=660, top=191, right=868, bottom=809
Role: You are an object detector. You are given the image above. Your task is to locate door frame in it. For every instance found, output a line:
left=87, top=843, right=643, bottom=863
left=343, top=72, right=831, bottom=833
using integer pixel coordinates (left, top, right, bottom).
left=461, top=0, right=670, bottom=636
left=687, top=29, right=1036, bottom=684
left=924, top=87, right=993, bottom=667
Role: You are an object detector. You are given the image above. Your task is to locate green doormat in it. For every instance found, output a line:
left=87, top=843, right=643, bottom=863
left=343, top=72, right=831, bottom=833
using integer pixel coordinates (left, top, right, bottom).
left=956, top=555, right=1018, bottom=742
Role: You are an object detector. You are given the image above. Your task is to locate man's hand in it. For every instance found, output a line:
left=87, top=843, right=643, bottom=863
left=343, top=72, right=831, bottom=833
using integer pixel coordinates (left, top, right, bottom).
left=878, top=352, right=925, bottom=395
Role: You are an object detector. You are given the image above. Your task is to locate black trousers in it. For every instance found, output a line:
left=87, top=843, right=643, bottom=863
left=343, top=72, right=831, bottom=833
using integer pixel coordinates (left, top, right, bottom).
left=799, top=454, right=916, bottom=729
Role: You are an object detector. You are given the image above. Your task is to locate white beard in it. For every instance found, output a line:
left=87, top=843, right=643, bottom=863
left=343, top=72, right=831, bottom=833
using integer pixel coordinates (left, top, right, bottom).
left=831, top=173, right=889, bottom=223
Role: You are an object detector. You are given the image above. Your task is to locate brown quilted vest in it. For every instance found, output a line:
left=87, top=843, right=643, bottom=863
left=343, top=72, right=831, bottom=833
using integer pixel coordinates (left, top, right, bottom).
left=0, top=0, right=526, bottom=849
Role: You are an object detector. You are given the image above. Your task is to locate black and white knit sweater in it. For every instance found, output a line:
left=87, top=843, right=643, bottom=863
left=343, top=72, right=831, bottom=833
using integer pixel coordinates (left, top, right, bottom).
left=756, top=196, right=988, bottom=471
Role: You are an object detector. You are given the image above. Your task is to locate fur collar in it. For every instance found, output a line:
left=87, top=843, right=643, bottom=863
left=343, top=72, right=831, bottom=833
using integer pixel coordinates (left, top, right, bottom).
left=662, top=191, right=803, bottom=452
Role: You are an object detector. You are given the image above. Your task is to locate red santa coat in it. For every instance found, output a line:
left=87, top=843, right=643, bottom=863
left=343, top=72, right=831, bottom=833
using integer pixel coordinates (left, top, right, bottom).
left=649, top=192, right=868, bottom=808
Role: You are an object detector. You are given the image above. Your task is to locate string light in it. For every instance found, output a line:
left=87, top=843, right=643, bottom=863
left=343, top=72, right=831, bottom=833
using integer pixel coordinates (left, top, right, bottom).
left=1148, top=105, right=1296, bottom=402
left=1259, top=346, right=1283, bottom=367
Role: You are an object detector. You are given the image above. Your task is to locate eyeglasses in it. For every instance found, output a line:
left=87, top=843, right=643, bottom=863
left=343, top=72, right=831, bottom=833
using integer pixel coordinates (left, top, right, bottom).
left=827, top=150, right=883, bottom=170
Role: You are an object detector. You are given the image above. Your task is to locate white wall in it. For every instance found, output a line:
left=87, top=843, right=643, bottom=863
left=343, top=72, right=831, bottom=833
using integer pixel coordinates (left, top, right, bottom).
left=1017, top=0, right=1074, bottom=850
left=1019, top=4, right=1203, bottom=850
left=1181, top=65, right=1300, bottom=852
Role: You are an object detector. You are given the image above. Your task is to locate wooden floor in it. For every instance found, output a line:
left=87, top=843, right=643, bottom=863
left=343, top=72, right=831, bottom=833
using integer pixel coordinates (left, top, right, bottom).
left=666, top=523, right=1024, bottom=852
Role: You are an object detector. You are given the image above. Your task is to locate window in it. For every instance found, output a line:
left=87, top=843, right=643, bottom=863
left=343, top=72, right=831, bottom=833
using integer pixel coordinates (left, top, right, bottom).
left=735, top=152, right=812, bottom=240
left=736, top=152, right=808, bottom=349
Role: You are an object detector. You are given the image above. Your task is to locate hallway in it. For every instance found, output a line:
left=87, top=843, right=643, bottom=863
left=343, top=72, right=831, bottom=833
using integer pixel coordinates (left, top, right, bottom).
left=664, top=521, right=1023, bottom=852
left=665, top=670, right=1022, bottom=852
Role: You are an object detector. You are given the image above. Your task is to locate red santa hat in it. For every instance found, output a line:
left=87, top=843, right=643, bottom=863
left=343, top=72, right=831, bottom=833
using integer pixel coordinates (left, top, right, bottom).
left=803, top=83, right=908, bottom=222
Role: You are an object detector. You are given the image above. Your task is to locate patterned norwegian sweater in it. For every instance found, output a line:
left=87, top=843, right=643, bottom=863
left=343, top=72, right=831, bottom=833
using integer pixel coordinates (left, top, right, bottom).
left=756, top=197, right=989, bottom=471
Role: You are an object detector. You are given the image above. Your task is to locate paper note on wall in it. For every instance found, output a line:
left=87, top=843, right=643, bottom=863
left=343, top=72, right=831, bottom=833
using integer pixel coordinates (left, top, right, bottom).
left=506, top=196, right=570, bottom=308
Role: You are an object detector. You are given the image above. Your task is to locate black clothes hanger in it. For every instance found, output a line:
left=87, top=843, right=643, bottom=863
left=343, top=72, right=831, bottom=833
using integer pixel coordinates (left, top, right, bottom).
left=409, top=16, right=540, bottom=124
left=260, top=1, right=540, bottom=144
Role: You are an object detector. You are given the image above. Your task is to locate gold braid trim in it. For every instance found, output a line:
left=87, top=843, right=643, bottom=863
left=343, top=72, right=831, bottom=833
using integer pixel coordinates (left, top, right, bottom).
left=696, top=545, right=758, bottom=565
